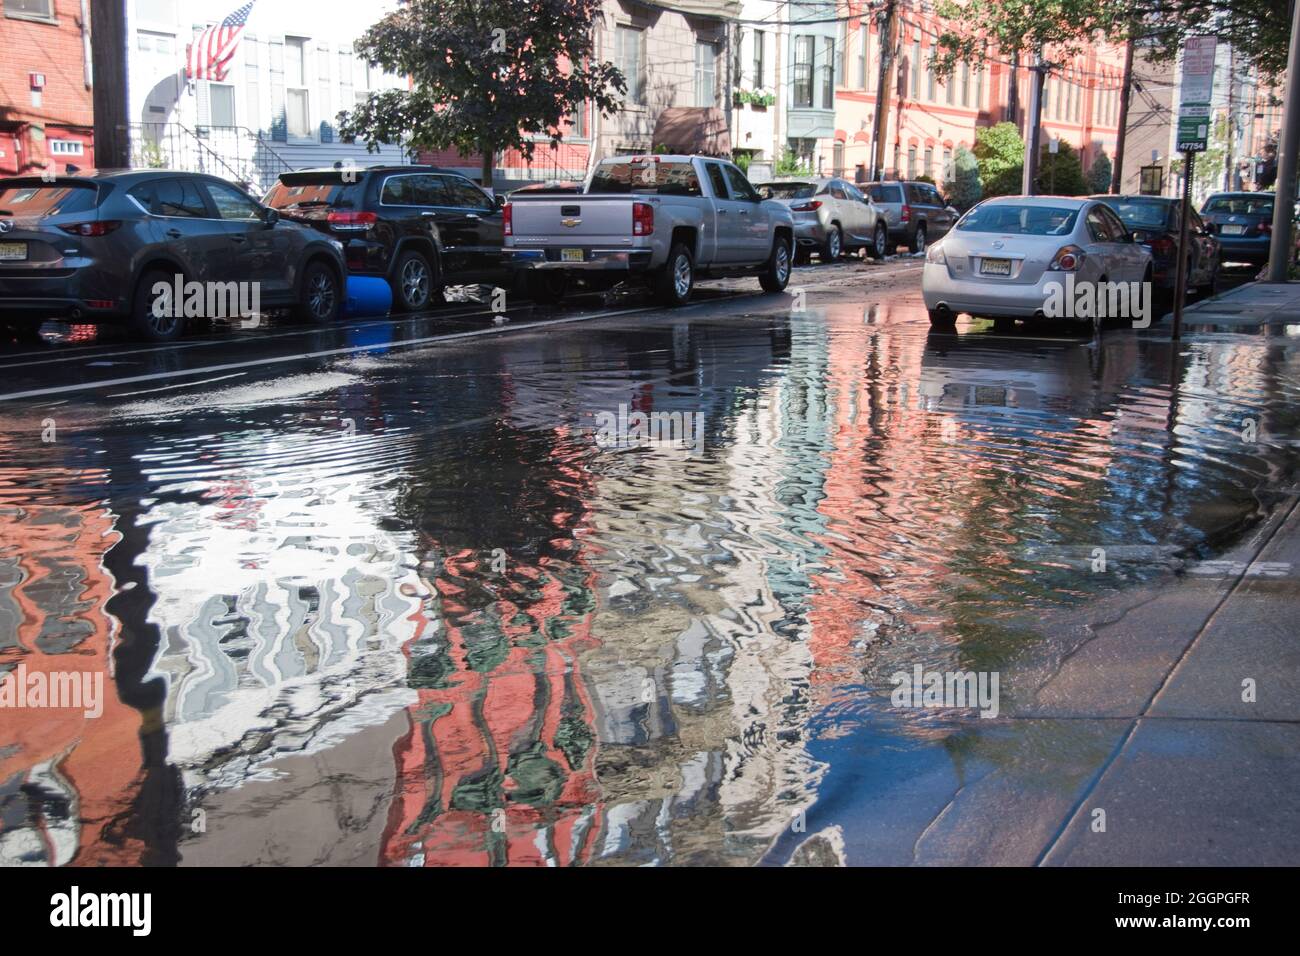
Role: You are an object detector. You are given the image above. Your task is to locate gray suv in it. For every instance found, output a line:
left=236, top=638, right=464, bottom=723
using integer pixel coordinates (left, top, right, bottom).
left=865, top=180, right=958, bottom=254
left=0, top=170, right=346, bottom=343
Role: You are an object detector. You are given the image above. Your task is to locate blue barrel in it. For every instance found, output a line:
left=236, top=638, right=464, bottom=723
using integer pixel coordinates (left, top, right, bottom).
left=344, top=276, right=393, bottom=317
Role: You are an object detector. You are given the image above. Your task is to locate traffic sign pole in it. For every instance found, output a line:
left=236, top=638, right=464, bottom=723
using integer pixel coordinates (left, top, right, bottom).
left=1172, top=151, right=1195, bottom=339
left=1171, top=36, right=1217, bottom=339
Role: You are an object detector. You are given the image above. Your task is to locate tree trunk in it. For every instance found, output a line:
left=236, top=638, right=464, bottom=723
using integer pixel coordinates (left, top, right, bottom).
left=480, top=146, right=495, bottom=194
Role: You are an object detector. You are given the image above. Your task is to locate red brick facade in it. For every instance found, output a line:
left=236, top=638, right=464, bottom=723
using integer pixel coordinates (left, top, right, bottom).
left=0, top=0, right=96, bottom=175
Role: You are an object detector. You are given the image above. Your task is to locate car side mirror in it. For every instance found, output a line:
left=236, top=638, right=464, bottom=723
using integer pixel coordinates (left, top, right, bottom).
left=496, top=194, right=507, bottom=209
left=1131, top=230, right=1147, bottom=243
left=262, top=207, right=280, bottom=227
left=1204, top=222, right=1217, bottom=235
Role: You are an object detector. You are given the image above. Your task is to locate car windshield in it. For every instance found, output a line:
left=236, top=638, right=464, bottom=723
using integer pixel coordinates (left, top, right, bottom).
left=956, top=203, right=1079, bottom=235
left=1100, top=199, right=1172, bottom=229
left=264, top=176, right=361, bottom=210
left=588, top=160, right=702, bottom=196
left=0, top=183, right=98, bottom=218
left=758, top=182, right=816, bottom=200
left=1203, top=195, right=1274, bottom=216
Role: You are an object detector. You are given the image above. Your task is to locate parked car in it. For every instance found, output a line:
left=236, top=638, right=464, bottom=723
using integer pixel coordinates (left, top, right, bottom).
left=1199, top=191, right=1275, bottom=266
left=0, top=169, right=345, bottom=343
left=922, top=196, right=1152, bottom=329
left=755, top=177, right=887, bottom=261
left=1092, top=194, right=1219, bottom=295
left=264, top=165, right=508, bottom=312
left=864, top=180, right=958, bottom=254
left=502, top=154, right=795, bottom=307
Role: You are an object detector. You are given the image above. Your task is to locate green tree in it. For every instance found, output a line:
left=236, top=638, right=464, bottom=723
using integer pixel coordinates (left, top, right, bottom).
left=1035, top=140, right=1088, bottom=195
left=1086, top=151, right=1113, bottom=193
left=338, top=0, right=625, bottom=188
left=974, top=122, right=1024, bottom=197
left=945, top=146, right=983, bottom=210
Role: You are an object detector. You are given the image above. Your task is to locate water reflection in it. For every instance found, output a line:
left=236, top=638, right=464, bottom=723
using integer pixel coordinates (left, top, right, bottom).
left=1, top=303, right=1298, bottom=866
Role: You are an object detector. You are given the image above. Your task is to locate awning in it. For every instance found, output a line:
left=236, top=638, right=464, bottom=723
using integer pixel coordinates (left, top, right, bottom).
left=651, top=107, right=732, bottom=157
left=653, top=1, right=743, bottom=19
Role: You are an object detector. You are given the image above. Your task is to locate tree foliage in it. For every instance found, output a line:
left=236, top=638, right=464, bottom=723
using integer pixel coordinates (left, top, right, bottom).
left=973, top=122, right=1025, bottom=197
left=337, top=0, right=625, bottom=184
left=945, top=146, right=983, bottom=210
left=1035, top=139, right=1088, bottom=195
left=1086, top=151, right=1113, bottom=193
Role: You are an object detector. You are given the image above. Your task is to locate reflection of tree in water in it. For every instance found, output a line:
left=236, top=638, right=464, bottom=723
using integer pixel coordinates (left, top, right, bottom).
left=384, top=416, right=605, bottom=866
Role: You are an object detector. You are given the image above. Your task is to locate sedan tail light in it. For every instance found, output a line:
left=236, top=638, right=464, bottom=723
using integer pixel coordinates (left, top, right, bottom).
left=1148, top=237, right=1175, bottom=257
left=503, top=202, right=513, bottom=236
left=1048, top=244, right=1086, bottom=272
left=632, top=201, right=654, bottom=236
left=58, top=221, right=121, bottom=237
left=1260, top=221, right=1273, bottom=234
left=790, top=200, right=823, bottom=212
left=326, top=210, right=378, bottom=231
left=925, top=242, right=946, bottom=264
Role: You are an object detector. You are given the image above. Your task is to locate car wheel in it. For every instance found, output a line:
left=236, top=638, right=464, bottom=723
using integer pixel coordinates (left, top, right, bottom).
left=130, top=268, right=186, bottom=343
left=822, top=225, right=842, bottom=262
left=293, top=260, right=342, bottom=324
left=392, top=250, right=437, bottom=312
left=653, top=242, right=695, bottom=307
left=868, top=222, right=888, bottom=260
left=759, top=236, right=793, bottom=293
left=910, top=224, right=927, bottom=255
left=526, top=271, right=570, bottom=305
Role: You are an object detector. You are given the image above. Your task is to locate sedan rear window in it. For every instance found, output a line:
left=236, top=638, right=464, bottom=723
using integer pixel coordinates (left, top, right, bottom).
left=957, top=204, right=1079, bottom=236
left=1203, top=195, right=1274, bottom=216
left=758, top=182, right=816, bottom=200
left=0, top=183, right=98, bottom=218
left=1098, top=199, right=1173, bottom=230
left=264, top=175, right=362, bottom=212
left=588, top=160, right=702, bottom=196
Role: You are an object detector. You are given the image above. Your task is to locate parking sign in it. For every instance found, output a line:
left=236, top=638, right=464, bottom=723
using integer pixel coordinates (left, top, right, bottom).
left=1176, top=36, right=1217, bottom=152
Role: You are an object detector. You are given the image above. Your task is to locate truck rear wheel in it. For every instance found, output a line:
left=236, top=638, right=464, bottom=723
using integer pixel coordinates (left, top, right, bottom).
left=526, top=271, right=569, bottom=306
left=653, top=243, right=694, bottom=307
left=759, top=236, right=792, bottom=293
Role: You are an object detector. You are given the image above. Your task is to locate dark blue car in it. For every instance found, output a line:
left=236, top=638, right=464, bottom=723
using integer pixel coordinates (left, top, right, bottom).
left=1200, top=192, right=1274, bottom=266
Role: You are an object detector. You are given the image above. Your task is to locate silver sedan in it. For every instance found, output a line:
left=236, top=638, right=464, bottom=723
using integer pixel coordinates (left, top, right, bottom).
left=922, top=196, right=1153, bottom=330
left=756, top=178, right=888, bottom=261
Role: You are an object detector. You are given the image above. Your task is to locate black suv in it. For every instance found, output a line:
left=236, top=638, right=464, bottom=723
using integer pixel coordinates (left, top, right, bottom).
left=264, top=165, right=508, bottom=312
left=0, top=170, right=346, bottom=342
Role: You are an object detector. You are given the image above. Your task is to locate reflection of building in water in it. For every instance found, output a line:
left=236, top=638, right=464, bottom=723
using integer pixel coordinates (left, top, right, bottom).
left=0, top=471, right=146, bottom=866
left=138, top=454, right=427, bottom=794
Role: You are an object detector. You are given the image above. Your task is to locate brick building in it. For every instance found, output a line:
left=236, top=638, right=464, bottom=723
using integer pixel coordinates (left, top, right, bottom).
left=0, top=0, right=95, bottom=175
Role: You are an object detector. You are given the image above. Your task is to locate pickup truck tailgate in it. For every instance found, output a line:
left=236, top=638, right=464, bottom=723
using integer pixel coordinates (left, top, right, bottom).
left=509, top=195, right=634, bottom=247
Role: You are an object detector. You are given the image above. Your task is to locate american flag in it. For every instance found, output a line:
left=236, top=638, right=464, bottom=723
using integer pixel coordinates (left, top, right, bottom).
left=186, top=2, right=256, bottom=82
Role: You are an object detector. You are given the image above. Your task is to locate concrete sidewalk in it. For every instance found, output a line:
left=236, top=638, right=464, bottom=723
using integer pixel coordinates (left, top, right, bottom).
left=1182, top=278, right=1300, bottom=327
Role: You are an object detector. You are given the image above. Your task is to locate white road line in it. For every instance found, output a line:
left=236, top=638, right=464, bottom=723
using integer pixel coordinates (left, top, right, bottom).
left=109, top=372, right=248, bottom=398
left=0, top=297, right=756, bottom=404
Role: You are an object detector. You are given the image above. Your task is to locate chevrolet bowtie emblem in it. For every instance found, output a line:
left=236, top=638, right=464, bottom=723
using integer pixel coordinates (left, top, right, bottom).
left=562, top=218, right=581, bottom=227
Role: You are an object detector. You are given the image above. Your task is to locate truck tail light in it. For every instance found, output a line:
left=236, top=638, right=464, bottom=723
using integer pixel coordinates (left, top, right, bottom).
left=1048, top=244, right=1086, bottom=272
left=790, top=200, right=822, bottom=212
left=901, top=205, right=912, bottom=223
left=59, top=221, right=120, bottom=237
left=503, top=202, right=512, bottom=236
left=632, top=201, right=654, bottom=236
left=326, top=211, right=377, bottom=231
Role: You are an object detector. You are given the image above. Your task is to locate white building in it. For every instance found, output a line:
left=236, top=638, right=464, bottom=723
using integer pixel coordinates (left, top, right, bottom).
left=127, top=0, right=409, bottom=193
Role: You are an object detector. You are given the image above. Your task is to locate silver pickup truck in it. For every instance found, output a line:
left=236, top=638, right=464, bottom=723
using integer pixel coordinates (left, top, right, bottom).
left=503, top=154, right=795, bottom=306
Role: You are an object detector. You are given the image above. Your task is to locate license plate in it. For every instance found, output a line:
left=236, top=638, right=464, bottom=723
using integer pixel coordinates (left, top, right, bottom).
left=980, top=257, right=1012, bottom=276
left=561, top=248, right=584, bottom=262
left=1221, top=224, right=1245, bottom=235
left=0, top=242, right=26, bottom=261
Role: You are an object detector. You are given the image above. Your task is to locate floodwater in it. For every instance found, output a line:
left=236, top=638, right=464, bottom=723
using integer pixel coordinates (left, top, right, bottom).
left=2, top=287, right=1298, bottom=866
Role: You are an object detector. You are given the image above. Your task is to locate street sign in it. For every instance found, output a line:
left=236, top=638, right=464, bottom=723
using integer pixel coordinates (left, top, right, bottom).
left=1176, top=36, right=1218, bottom=153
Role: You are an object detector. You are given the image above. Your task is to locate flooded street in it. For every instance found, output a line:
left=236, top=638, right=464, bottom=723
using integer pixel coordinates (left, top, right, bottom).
left=2, top=261, right=1299, bottom=866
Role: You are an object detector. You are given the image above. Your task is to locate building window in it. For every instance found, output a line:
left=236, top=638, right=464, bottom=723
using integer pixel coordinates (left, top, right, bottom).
left=975, top=61, right=984, bottom=111
left=284, top=37, right=311, bottom=138
left=694, top=40, right=717, bottom=108
left=924, top=146, right=933, bottom=180
left=793, top=36, right=813, bottom=109
left=926, top=55, right=935, bottom=101
left=49, top=139, right=84, bottom=156
left=210, top=83, right=236, bottom=127
left=822, top=36, right=835, bottom=108
left=858, top=25, right=868, bottom=89
left=833, top=140, right=845, bottom=177
left=753, top=30, right=765, bottom=88
left=911, top=39, right=921, bottom=98
left=960, top=62, right=970, bottom=107
left=943, top=146, right=953, bottom=182
left=4, top=0, right=54, bottom=21
left=616, top=26, right=646, bottom=105
left=907, top=146, right=917, bottom=179
left=836, top=21, right=847, bottom=86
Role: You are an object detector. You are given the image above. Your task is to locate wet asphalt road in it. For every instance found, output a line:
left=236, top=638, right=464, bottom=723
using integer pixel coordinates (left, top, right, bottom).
left=1, top=257, right=1297, bottom=866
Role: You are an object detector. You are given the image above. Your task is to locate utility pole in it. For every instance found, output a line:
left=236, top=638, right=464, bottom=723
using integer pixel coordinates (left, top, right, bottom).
left=1111, top=37, right=1135, bottom=193
left=1007, top=50, right=1020, bottom=126
left=1223, top=45, right=1236, bottom=190
left=1022, top=51, right=1046, bottom=194
left=871, top=0, right=896, bottom=180
left=90, top=0, right=130, bottom=170
left=1266, top=0, right=1300, bottom=281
